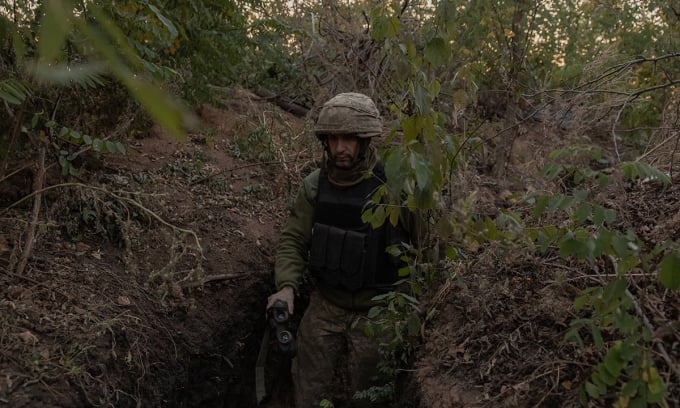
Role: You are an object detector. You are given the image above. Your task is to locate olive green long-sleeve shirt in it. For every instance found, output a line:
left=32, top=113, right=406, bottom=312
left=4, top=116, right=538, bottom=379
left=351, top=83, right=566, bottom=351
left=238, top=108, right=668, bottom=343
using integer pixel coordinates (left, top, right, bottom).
left=274, top=168, right=423, bottom=310
left=274, top=169, right=319, bottom=293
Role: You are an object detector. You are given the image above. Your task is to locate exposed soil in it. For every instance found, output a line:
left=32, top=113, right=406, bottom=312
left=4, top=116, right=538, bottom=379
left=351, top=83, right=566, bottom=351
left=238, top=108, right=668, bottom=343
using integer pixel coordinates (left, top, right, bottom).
left=1, top=88, right=678, bottom=408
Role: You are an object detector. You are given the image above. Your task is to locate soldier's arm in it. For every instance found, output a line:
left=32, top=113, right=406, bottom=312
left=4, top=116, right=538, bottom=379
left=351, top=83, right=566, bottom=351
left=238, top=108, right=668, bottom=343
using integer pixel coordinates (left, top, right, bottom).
left=269, top=170, right=319, bottom=313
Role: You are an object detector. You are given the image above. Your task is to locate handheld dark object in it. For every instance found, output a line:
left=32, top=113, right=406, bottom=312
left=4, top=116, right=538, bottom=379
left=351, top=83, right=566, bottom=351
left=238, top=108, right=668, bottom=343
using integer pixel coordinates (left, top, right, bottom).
left=268, top=300, right=295, bottom=356
left=255, top=300, right=296, bottom=404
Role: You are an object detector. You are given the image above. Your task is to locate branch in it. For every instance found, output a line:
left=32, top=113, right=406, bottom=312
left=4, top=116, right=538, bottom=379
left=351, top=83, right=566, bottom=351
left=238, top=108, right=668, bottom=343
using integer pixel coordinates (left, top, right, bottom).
left=1, top=182, right=203, bottom=255
left=188, top=160, right=289, bottom=186
left=399, top=0, right=409, bottom=18
left=181, top=273, right=243, bottom=288
left=625, top=288, right=680, bottom=381
left=0, top=99, right=27, bottom=182
left=612, top=79, right=680, bottom=161
left=578, top=53, right=680, bottom=93
left=15, top=143, right=46, bottom=275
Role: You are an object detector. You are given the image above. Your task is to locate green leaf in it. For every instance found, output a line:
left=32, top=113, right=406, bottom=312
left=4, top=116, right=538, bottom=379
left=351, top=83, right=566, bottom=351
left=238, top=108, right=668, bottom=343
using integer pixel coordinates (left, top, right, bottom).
left=58, top=156, right=68, bottom=175
left=371, top=15, right=400, bottom=40
left=574, top=202, right=592, bottom=224
left=590, top=322, right=604, bottom=349
left=547, top=195, right=575, bottom=213
left=621, top=379, right=643, bottom=397
left=398, top=265, right=411, bottom=277
left=596, top=364, right=617, bottom=386
left=611, top=233, right=631, bottom=257
left=659, top=250, right=680, bottom=290
left=83, top=134, right=92, bottom=145
left=0, top=89, right=21, bottom=105
left=115, top=142, right=127, bottom=155
left=409, top=151, right=433, bottom=191
left=38, top=0, right=72, bottom=63
left=573, top=294, right=590, bottom=311
left=401, top=116, right=419, bottom=142
left=620, top=161, right=671, bottom=185
left=585, top=381, right=602, bottom=398
left=406, top=313, right=421, bottom=336
left=33, top=62, right=107, bottom=88
left=592, top=205, right=606, bottom=226
left=424, top=37, right=448, bottom=66
left=602, top=344, right=624, bottom=379
left=646, top=367, right=665, bottom=401
left=147, top=4, right=179, bottom=37
left=123, top=77, right=186, bottom=138
left=541, top=163, right=563, bottom=179
left=604, top=208, right=616, bottom=225
left=367, top=306, right=381, bottom=319
left=361, top=208, right=374, bottom=224
left=532, top=195, right=549, bottom=218
left=603, top=279, right=626, bottom=303
left=370, top=206, right=386, bottom=228
left=537, top=228, right=556, bottom=253
left=413, top=83, right=432, bottom=114
left=616, top=256, right=640, bottom=274
left=92, top=138, right=104, bottom=152
left=105, top=140, right=116, bottom=153
left=384, top=149, right=408, bottom=198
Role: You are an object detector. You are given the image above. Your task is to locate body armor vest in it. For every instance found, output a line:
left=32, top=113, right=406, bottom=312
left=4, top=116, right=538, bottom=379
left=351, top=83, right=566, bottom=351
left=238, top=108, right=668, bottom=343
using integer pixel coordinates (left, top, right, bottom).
left=308, top=163, right=408, bottom=292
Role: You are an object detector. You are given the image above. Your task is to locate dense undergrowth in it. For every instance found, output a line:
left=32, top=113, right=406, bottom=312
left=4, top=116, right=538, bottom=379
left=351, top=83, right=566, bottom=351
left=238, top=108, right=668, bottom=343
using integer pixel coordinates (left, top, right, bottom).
left=2, top=1, right=679, bottom=406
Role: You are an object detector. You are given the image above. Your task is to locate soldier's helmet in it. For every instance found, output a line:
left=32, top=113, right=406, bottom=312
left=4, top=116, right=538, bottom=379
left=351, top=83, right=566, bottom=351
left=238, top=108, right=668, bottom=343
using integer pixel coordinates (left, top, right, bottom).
left=314, top=92, right=383, bottom=139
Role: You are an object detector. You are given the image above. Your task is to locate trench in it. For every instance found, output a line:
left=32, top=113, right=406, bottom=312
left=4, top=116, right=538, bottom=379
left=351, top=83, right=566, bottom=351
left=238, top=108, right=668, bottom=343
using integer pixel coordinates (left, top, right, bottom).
left=157, top=279, right=419, bottom=408
left=162, top=278, right=295, bottom=408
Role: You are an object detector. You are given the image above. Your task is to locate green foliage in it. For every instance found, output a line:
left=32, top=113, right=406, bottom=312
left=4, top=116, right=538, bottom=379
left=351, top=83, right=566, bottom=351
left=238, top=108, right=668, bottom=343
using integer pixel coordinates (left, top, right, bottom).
left=565, top=281, right=667, bottom=407
left=620, top=161, right=671, bottom=185
left=318, top=399, right=335, bottom=408
left=353, top=287, right=422, bottom=403
left=230, top=126, right=279, bottom=162
left=35, top=1, right=189, bottom=136
left=659, top=251, right=680, bottom=290
left=0, top=79, right=31, bottom=105
left=2, top=1, right=679, bottom=405
left=530, top=147, right=677, bottom=405
left=159, top=150, right=210, bottom=184
left=60, top=191, right=137, bottom=247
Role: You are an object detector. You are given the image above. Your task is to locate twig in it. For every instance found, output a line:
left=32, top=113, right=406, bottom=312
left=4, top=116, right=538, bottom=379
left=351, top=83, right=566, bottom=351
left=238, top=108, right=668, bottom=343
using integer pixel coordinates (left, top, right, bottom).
left=490, top=365, right=561, bottom=401
left=624, top=287, right=680, bottom=381
left=4, top=264, right=71, bottom=300
left=1, top=182, right=203, bottom=255
left=612, top=79, right=680, bottom=162
left=0, top=162, right=30, bottom=185
left=0, top=99, right=27, bottom=181
left=670, top=130, right=680, bottom=180
left=637, top=132, right=680, bottom=162
left=181, top=273, right=243, bottom=288
left=605, top=258, right=680, bottom=380
left=15, top=143, right=46, bottom=275
left=188, top=160, right=287, bottom=185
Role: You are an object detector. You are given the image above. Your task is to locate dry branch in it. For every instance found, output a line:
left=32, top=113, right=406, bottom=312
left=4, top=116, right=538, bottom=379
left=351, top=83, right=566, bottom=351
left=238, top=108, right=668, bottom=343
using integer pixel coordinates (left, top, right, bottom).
left=15, top=143, right=46, bottom=275
left=253, top=87, right=310, bottom=117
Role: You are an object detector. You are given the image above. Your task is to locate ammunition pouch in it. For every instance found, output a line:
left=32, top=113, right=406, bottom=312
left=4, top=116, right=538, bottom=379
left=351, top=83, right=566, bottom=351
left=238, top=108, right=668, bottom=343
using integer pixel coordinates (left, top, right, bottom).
left=309, top=223, right=370, bottom=291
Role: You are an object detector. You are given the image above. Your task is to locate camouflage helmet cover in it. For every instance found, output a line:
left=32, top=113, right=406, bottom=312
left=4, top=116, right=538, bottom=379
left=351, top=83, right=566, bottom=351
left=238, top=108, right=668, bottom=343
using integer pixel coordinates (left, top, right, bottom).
left=314, top=92, right=383, bottom=139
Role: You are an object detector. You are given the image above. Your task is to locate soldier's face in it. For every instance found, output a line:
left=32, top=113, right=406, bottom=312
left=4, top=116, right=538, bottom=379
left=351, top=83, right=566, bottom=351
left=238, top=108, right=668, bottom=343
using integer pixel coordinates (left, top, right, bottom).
left=327, top=134, right=360, bottom=169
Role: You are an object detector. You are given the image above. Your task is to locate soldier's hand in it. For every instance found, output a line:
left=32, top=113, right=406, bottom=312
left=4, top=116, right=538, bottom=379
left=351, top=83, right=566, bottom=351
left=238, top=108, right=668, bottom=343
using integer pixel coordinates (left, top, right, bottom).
left=266, top=286, right=294, bottom=315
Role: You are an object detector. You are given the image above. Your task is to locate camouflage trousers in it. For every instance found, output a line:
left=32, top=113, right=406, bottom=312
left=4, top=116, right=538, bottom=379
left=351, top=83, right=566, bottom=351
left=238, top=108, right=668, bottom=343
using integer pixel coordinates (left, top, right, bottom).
left=292, top=292, right=387, bottom=408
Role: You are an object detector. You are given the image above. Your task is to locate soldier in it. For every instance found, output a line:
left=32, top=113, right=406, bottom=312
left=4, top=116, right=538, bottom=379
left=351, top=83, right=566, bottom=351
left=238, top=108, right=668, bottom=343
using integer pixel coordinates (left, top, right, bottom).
left=266, top=92, right=420, bottom=407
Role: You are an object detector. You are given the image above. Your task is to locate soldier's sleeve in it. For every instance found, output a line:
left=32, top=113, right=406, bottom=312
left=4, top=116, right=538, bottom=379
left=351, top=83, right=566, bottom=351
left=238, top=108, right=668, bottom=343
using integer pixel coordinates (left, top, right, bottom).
left=274, top=170, right=319, bottom=292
